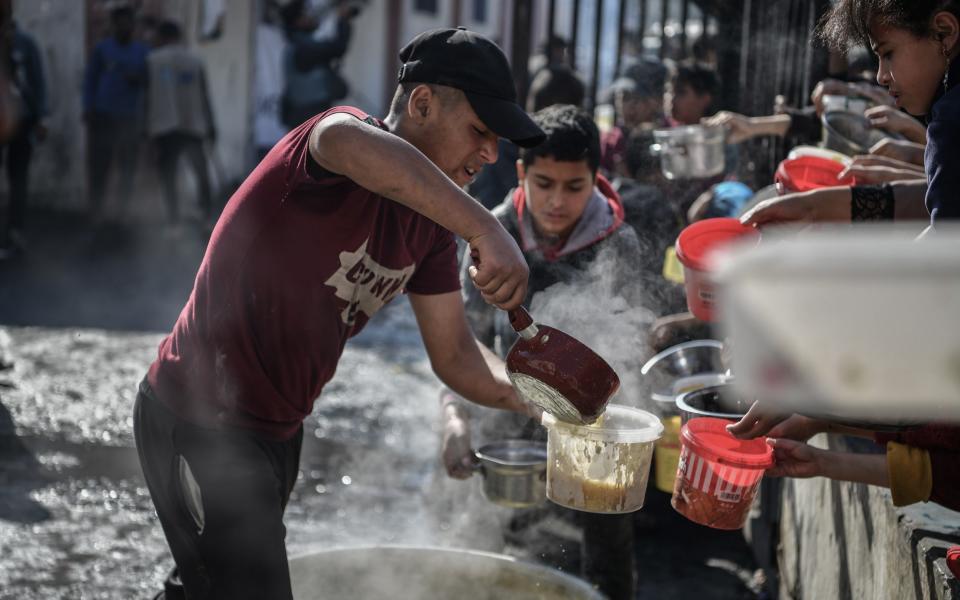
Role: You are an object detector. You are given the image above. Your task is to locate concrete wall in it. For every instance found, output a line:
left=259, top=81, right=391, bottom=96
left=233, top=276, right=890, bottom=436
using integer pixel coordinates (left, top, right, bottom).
left=14, top=0, right=86, bottom=208
left=751, top=435, right=960, bottom=600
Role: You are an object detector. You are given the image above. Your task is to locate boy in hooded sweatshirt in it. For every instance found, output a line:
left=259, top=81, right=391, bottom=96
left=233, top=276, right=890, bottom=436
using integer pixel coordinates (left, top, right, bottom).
left=441, top=104, right=643, bottom=600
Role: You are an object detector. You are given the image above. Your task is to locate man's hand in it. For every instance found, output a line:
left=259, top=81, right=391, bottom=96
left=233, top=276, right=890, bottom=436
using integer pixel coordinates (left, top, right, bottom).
left=865, top=105, right=927, bottom=144
left=765, top=438, right=825, bottom=478
left=466, top=226, right=529, bottom=310
left=702, top=111, right=755, bottom=144
left=740, top=187, right=852, bottom=228
left=726, top=401, right=791, bottom=440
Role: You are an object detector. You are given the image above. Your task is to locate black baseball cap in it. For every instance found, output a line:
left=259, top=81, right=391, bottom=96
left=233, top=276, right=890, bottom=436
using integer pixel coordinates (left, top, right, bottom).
left=398, top=27, right=545, bottom=148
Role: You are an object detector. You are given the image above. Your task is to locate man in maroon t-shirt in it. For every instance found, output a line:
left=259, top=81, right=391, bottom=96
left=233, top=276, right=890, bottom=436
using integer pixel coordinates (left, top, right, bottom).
left=134, top=28, right=546, bottom=600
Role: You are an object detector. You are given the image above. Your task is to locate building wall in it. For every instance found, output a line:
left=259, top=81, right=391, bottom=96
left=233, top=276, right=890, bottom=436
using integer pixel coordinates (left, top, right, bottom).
left=14, top=0, right=86, bottom=208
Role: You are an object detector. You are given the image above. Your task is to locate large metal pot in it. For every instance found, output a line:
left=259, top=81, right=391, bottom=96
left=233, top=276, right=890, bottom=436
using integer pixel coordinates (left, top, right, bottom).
left=652, top=125, right=725, bottom=180
left=640, top=339, right=726, bottom=412
left=289, top=545, right=605, bottom=600
left=473, top=440, right=547, bottom=509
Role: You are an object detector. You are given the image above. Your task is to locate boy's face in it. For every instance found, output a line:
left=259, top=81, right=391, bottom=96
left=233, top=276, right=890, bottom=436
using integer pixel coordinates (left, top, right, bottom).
left=616, top=90, right=662, bottom=127
left=517, top=156, right=595, bottom=239
left=411, top=87, right=500, bottom=188
left=665, top=83, right=712, bottom=125
left=870, top=22, right=949, bottom=116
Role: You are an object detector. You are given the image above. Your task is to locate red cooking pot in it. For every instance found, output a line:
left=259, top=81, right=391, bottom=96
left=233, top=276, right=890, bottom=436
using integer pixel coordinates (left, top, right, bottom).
left=504, top=307, right=620, bottom=425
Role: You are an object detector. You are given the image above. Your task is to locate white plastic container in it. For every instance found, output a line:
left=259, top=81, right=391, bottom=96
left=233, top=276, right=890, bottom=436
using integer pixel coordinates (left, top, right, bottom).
left=541, top=405, right=662, bottom=513
left=716, top=226, right=960, bottom=424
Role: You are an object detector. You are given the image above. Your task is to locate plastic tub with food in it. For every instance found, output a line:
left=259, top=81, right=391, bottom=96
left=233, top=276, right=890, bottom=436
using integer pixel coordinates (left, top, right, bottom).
left=671, top=417, right=773, bottom=530
left=542, top=405, right=662, bottom=513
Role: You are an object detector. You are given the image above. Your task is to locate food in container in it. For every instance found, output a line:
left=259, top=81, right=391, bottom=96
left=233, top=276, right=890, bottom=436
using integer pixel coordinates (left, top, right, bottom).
left=675, top=218, right=760, bottom=321
left=671, top=417, right=773, bottom=530
left=653, top=415, right=682, bottom=494
left=542, top=405, right=662, bottom=513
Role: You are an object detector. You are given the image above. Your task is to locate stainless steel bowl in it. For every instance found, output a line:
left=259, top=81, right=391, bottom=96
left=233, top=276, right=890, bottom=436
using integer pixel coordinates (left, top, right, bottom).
left=822, top=111, right=900, bottom=156
left=640, top=340, right=726, bottom=408
left=474, top=440, right=547, bottom=508
left=675, top=383, right=752, bottom=425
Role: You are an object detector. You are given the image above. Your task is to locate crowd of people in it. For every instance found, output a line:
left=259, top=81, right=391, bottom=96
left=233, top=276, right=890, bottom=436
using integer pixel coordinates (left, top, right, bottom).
left=0, top=0, right=957, bottom=598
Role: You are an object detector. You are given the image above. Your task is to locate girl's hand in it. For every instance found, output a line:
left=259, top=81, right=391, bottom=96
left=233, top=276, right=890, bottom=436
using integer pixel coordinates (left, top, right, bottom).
left=864, top=105, right=927, bottom=145
left=869, top=138, right=926, bottom=166
left=765, top=438, right=825, bottom=478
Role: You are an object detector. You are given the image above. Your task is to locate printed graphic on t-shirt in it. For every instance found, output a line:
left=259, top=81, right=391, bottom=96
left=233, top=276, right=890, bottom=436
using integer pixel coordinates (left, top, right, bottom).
left=325, top=239, right=415, bottom=326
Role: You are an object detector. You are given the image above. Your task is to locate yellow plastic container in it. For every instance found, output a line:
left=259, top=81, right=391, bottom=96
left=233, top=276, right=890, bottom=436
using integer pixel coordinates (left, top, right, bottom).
left=654, top=415, right=682, bottom=494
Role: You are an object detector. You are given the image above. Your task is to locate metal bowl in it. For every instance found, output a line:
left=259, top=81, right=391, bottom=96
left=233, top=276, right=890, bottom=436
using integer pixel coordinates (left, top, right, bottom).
left=640, top=340, right=726, bottom=406
left=474, top=440, right=547, bottom=508
left=675, top=383, right=752, bottom=425
left=822, top=111, right=900, bottom=156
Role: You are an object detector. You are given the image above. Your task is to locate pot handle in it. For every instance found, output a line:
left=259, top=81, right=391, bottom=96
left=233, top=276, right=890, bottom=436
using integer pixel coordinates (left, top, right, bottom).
left=470, top=451, right=483, bottom=476
left=508, top=307, right=539, bottom=340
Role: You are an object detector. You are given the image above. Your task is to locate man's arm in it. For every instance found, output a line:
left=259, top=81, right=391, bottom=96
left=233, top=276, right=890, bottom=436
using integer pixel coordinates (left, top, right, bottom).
left=309, top=113, right=528, bottom=308
left=409, top=290, right=533, bottom=416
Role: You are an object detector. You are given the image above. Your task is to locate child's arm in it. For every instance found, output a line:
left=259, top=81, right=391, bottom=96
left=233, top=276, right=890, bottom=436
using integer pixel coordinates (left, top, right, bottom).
left=765, top=438, right=889, bottom=488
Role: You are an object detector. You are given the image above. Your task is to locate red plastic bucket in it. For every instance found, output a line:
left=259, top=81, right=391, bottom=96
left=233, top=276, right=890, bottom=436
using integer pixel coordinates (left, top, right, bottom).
left=675, top=218, right=759, bottom=321
left=775, top=156, right=856, bottom=194
left=671, top=417, right=774, bottom=530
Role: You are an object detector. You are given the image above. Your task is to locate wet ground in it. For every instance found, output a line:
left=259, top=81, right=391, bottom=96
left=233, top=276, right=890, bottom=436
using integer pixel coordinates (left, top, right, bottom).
left=0, top=211, right=763, bottom=599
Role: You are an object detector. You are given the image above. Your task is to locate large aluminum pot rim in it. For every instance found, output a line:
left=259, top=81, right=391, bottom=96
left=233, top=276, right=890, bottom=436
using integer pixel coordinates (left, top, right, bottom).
left=289, top=544, right=606, bottom=599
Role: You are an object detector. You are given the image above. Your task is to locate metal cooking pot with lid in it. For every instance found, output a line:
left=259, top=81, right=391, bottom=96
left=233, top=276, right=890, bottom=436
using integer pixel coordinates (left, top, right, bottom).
left=651, top=125, right=725, bottom=180
left=473, top=440, right=547, bottom=509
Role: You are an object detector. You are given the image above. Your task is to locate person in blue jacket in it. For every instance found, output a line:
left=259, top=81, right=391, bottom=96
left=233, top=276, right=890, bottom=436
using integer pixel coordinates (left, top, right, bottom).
left=83, top=4, right=148, bottom=223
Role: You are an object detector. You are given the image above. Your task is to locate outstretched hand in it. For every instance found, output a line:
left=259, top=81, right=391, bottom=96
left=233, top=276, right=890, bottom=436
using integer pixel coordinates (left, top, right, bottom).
left=726, top=401, right=790, bottom=440
left=765, top=438, right=824, bottom=478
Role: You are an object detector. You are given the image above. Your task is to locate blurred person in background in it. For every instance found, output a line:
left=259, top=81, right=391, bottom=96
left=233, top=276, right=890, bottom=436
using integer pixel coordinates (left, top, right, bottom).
left=146, top=20, right=217, bottom=230
left=253, top=0, right=290, bottom=162
left=665, top=61, right=719, bottom=127
left=442, top=105, right=642, bottom=600
left=279, top=0, right=357, bottom=130
left=599, top=57, right=669, bottom=176
left=467, top=64, right=585, bottom=210
left=134, top=28, right=543, bottom=599
left=83, top=4, right=149, bottom=224
left=0, top=0, right=46, bottom=260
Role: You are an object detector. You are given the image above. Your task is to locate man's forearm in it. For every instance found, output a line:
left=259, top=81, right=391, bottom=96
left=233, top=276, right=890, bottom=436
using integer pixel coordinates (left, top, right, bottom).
left=433, top=338, right=522, bottom=413
left=309, top=115, right=497, bottom=242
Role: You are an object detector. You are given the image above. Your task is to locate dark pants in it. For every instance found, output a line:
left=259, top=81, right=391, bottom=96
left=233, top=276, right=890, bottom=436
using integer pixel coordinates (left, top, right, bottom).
left=87, top=112, right=141, bottom=219
left=154, top=132, right=212, bottom=224
left=133, top=379, right=303, bottom=600
left=0, top=128, right=33, bottom=246
left=581, top=512, right=636, bottom=600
